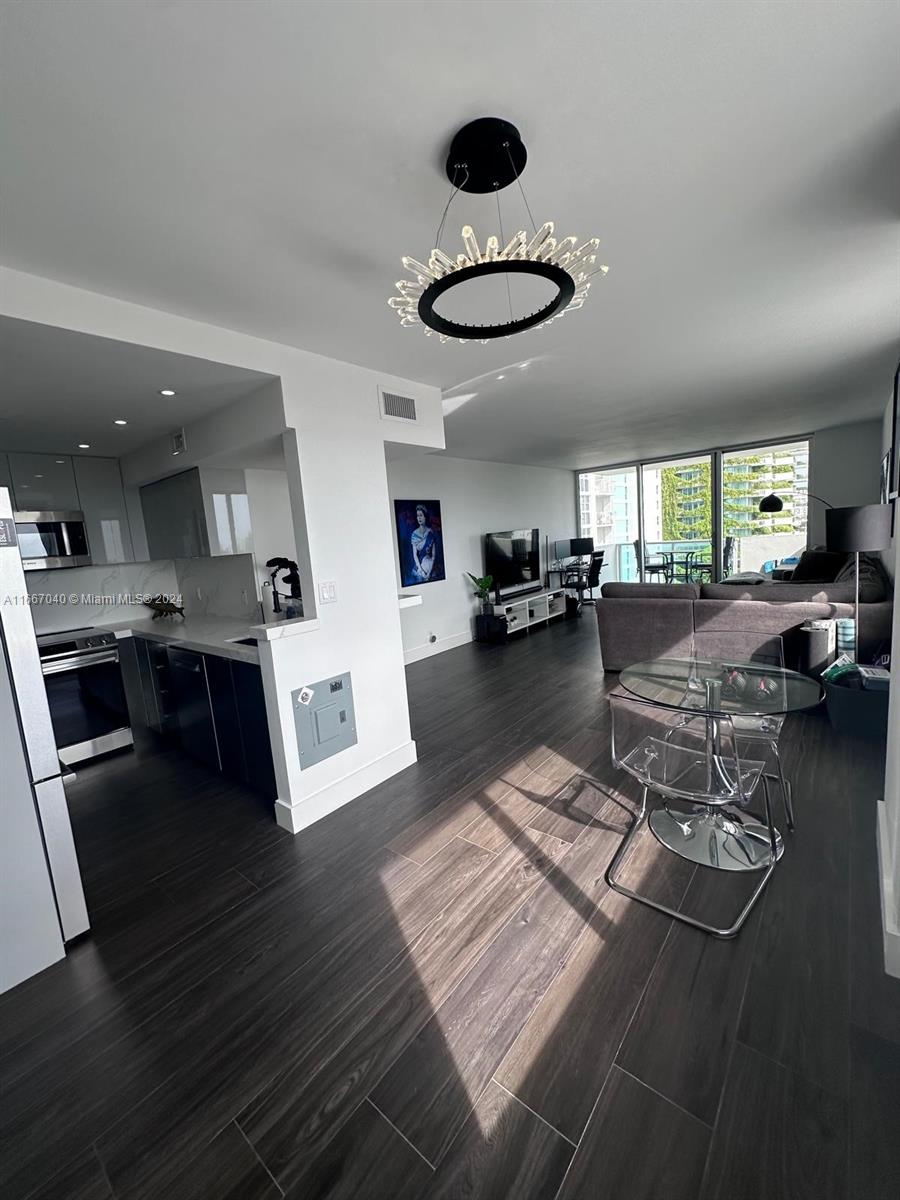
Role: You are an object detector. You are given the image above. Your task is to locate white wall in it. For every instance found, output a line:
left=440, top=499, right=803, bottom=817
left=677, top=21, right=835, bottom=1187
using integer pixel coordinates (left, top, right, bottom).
left=1, top=267, right=445, bottom=837
left=808, top=418, right=883, bottom=546
left=386, top=452, right=577, bottom=663
left=245, top=467, right=298, bottom=607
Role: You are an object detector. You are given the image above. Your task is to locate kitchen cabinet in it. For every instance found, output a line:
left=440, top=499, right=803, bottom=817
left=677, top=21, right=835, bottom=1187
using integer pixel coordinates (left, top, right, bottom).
left=167, top=647, right=219, bottom=770
left=72, top=457, right=134, bottom=564
left=6, top=453, right=80, bottom=512
left=203, top=654, right=245, bottom=780
left=231, top=659, right=277, bottom=798
left=140, top=469, right=210, bottom=559
left=126, top=637, right=276, bottom=799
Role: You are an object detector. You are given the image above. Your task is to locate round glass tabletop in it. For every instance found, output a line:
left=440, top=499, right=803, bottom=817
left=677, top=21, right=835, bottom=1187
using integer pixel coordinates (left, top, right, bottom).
left=619, top=656, right=824, bottom=717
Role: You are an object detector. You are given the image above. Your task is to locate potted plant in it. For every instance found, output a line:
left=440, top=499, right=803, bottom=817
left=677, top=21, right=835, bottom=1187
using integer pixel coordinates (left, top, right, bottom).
left=467, top=573, right=494, bottom=615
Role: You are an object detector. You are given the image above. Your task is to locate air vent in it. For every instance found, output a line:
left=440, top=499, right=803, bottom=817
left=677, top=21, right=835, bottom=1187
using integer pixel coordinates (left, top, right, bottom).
left=378, top=387, right=418, bottom=423
left=171, top=428, right=187, bottom=456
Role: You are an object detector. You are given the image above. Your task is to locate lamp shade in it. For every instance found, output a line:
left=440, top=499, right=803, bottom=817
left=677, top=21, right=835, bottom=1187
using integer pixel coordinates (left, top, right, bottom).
left=758, top=493, right=784, bottom=513
left=825, top=504, right=892, bottom=553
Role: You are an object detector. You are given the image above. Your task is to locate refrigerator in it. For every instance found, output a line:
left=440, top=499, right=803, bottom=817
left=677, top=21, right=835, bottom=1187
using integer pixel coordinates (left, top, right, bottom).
left=0, top=486, right=89, bottom=993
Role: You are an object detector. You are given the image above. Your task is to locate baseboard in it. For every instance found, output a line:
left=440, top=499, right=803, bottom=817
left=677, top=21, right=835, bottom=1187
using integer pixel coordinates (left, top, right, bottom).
left=274, top=739, right=418, bottom=835
left=876, top=799, right=900, bottom=978
left=403, top=629, right=472, bottom=665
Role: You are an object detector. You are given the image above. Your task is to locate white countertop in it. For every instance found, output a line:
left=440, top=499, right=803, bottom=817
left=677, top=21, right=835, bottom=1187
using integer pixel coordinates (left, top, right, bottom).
left=98, top=615, right=263, bottom=663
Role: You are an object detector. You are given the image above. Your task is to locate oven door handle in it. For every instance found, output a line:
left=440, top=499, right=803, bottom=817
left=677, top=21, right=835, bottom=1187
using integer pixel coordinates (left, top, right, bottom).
left=41, top=649, right=120, bottom=675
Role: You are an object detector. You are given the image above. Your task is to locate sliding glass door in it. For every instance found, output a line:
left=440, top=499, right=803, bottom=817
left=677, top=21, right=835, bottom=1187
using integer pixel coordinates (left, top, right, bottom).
left=721, top=440, right=808, bottom=575
left=640, top=454, right=713, bottom=582
left=578, top=465, right=639, bottom=582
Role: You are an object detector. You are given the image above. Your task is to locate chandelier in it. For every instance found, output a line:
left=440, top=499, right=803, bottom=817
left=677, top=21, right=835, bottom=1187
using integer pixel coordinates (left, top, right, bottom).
left=388, top=117, right=608, bottom=343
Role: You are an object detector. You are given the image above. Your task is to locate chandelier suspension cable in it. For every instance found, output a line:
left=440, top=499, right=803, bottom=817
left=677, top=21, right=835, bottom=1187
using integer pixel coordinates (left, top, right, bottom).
left=434, top=165, right=469, bottom=252
left=495, top=188, right=514, bottom=323
left=504, top=140, right=538, bottom=236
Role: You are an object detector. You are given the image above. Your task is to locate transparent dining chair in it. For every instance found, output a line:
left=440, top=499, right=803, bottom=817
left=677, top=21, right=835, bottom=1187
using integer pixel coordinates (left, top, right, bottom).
left=672, top=633, right=794, bottom=831
left=606, top=690, right=780, bottom=937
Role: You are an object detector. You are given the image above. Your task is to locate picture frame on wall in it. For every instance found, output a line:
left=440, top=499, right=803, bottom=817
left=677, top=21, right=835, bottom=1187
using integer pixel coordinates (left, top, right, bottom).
left=394, top=499, right=445, bottom=586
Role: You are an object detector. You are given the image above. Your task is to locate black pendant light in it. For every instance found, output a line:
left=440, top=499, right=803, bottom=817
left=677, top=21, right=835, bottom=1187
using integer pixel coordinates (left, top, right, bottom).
left=388, top=117, right=608, bottom=344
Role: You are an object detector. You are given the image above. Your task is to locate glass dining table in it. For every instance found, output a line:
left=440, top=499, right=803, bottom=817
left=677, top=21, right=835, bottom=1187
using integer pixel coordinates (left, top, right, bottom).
left=617, top=656, right=824, bottom=870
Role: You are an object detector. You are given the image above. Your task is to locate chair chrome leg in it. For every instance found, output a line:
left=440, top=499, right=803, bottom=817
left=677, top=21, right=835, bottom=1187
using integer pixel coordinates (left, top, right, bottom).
left=605, top=789, right=776, bottom=939
left=771, top=741, right=794, bottom=831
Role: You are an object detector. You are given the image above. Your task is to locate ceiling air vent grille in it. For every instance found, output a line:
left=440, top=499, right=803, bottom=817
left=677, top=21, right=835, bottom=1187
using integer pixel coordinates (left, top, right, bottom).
left=378, top=388, right=418, bottom=423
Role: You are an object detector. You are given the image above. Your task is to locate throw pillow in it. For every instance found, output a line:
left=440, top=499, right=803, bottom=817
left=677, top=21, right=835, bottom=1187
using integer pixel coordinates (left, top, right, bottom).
left=790, top=549, right=849, bottom=582
left=834, top=553, right=889, bottom=602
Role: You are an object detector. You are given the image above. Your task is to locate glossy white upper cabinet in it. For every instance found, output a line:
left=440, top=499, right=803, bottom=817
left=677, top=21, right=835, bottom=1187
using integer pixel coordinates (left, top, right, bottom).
left=72, top=457, right=135, bottom=564
left=7, top=453, right=80, bottom=512
left=141, top=469, right=211, bottom=559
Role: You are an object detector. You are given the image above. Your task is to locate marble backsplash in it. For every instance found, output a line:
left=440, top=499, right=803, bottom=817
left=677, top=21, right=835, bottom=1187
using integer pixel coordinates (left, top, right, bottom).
left=24, top=553, right=261, bottom=633
left=174, top=554, right=261, bottom=621
left=24, top=560, right=180, bottom=634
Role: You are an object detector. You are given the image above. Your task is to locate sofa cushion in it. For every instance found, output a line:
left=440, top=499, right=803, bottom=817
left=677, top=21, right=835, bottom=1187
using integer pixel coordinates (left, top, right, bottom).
left=601, top=582, right=701, bottom=599
left=700, top=582, right=857, bottom=602
left=719, top=571, right=767, bottom=584
left=834, top=553, right=889, bottom=602
left=790, top=549, right=848, bottom=582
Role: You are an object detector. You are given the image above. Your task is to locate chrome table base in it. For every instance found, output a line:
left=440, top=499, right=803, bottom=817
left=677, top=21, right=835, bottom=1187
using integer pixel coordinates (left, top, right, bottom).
left=648, top=802, right=784, bottom=871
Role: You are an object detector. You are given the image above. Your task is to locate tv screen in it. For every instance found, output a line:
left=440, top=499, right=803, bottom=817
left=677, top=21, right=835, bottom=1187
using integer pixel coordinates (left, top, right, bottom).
left=570, top=536, right=594, bottom=557
left=484, top=529, right=541, bottom=595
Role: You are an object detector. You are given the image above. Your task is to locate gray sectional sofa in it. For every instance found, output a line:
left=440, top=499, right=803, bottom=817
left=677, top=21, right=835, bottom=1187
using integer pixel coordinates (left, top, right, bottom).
left=595, top=581, right=893, bottom=671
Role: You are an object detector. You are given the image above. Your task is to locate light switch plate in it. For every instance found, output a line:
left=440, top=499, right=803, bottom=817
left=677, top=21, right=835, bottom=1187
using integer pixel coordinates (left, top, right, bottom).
left=318, top=580, right=337, bottom=604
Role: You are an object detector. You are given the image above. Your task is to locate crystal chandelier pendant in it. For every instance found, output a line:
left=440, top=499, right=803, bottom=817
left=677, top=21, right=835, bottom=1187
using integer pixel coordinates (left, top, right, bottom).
left=387, top=117, right=609, bottom=343
left=388, top=220, right=608, bottom=342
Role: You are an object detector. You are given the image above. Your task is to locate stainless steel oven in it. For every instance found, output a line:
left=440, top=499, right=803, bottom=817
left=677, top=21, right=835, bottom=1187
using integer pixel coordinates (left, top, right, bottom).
left=14, top=511, right=91, bottom=570
left=38, top=628, right=133, bottom=765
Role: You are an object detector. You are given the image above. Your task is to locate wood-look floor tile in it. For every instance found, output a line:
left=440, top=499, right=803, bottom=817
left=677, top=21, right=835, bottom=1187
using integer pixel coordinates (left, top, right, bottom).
left=279, top=1100, right=432, bottom=1200
left=849, top=1024, right=900, bottom=1200
left=556, top=1066, right=710, bottom=1200
left=701, top=1042, right=847, bottom=1200
left=423, top=1080, right=573, bottom=1200
left=22, top=1149, right=113, bottom=1200
left=616, top=863, right=763, bottom=1125
left=238, top=830, right=572, bottom=1195
left=495, top=822, right=693, bottom=1141
left=738, top=718, right=852, bottom=1098
left=370, top=817, right=620, bottom=1165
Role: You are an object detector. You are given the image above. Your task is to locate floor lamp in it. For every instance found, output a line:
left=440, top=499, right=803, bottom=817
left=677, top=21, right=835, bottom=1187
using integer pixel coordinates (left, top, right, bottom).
left=824, top=505, right=892, bottom=661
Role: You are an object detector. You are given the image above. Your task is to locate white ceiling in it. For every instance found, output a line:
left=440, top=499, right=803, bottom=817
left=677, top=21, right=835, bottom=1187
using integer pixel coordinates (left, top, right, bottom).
left=1, top=0, right=898, bottom=470
left=0, top=317, right=274, bottom=456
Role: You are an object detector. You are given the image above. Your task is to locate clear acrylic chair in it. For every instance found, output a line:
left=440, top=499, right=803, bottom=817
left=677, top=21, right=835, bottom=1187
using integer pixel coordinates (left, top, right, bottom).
left=606, top=690, right=780, bottom=937
left=673, top=632, right=794, bottom=831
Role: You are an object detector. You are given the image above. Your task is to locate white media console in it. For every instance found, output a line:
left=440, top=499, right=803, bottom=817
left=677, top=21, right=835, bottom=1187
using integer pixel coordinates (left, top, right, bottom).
left=491, top=587, right=567, bottom=635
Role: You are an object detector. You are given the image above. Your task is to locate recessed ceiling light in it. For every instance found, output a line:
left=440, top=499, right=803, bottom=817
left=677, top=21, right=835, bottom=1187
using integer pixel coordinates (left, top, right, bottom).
left=158, top=388, right=176, bottom=397
left=55, top=459, right=66, bottom=464
left=114, top=419, right=128, bottom=425
left=34, top=474, right=44, bottom=478
left=78, top=443, right=90, bottom=449
left=496, top=374, right=505, bottom=380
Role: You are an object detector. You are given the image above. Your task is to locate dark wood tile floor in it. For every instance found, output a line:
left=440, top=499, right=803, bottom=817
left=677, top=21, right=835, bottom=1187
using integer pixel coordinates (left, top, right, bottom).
left=2, top=617, right=898, bottom=1199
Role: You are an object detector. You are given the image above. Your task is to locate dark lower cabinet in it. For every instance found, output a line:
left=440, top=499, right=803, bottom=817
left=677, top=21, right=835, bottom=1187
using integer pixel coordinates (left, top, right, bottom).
left=168, top=648, right=220, bottom=770
left=204, top=654, right=245, bottom=780
left=230, top=659, right=278, bottom=800
left=125, top=637, right=277, bottom=801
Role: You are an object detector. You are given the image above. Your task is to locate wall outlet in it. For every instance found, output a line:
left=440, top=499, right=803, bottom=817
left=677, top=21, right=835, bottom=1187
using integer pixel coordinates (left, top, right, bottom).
left=318, top=580, right=337, bottom=604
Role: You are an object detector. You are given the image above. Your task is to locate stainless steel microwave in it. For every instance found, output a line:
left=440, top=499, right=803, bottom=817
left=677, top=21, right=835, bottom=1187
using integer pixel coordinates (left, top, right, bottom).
left=13, top=511, right=92, bottom=570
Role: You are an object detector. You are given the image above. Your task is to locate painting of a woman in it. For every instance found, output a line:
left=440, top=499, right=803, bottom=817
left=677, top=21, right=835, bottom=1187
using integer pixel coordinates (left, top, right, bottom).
left=394, top=499, right=445, bottom=586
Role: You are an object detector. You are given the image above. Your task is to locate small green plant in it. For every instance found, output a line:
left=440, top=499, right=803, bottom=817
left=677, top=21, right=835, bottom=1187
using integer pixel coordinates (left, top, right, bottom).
left=466, top=572, right=493, bottom=600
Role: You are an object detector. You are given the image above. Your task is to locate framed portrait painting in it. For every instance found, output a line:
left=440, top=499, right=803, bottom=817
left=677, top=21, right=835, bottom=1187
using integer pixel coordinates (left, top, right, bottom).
left=394, top=499, right=445, bottom=586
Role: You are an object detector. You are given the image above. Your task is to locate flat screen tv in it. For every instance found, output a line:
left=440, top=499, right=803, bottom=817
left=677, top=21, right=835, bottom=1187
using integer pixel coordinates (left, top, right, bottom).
left=484, top=529, right=541, bottom=599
